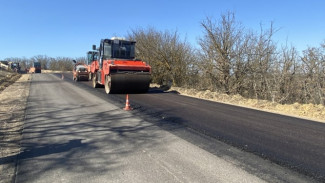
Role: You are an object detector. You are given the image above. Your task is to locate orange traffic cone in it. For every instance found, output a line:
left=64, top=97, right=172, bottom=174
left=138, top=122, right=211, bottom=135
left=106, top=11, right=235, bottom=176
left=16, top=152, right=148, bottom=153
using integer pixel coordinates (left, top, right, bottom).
left=123, top=94, right=132, bottom=111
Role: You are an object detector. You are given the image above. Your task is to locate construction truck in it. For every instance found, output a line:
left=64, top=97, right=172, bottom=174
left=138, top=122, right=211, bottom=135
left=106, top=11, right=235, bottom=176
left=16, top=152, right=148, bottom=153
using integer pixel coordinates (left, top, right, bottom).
left=29, top=62, right=41, bottom=73
left=11, top=62, right=19, bottom=72
left=86, top=50, right=98, bottom=81
left=91, top=37, right=151, bottom=94
left=1, top=61, right=22, bottom=72
left=72, top=60, right=89, bottom=81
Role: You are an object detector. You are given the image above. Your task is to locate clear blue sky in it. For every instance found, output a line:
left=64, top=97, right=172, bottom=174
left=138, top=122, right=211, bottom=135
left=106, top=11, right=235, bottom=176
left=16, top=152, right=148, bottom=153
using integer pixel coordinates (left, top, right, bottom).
left=0, top=0, right=324, bottom=60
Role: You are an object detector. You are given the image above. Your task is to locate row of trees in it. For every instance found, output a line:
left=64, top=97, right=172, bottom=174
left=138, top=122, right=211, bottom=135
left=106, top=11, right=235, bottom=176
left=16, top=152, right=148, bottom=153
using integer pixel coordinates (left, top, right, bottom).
left=128, top=12, right=324, bottom=105
left=4, top=55, right=86, bottom=72
left=4, top=12, right=324, bottom=105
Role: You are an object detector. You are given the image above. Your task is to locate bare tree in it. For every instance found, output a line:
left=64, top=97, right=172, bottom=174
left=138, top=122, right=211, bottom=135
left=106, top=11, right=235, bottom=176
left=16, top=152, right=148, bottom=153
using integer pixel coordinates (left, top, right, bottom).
left=199, top=12, right=244, bottom=94
left=247, top=23, right=277, bottom=100
left=198, top=12, right=279, bottom=101
left=31, top=55, right=50, bottom=70
left=48, top=57, right=73, bottom=71
left=4, top=57, right=30, bottom=72
left=128, top=27, right=195, bottom=87
left=270, top=45, right=298, bottom=103
left=301, top=46, right=325, bottom=105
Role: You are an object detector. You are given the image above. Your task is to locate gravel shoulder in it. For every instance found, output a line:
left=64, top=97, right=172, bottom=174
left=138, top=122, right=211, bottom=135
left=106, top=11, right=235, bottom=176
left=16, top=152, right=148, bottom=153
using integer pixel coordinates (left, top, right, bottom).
left=0, top=74, right=30, bottom=183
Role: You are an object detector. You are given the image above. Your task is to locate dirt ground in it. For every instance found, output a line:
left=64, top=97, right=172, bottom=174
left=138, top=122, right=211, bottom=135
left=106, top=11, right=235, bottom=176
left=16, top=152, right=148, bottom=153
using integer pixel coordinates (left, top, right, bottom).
left=0, top=73, right=30, bottom=183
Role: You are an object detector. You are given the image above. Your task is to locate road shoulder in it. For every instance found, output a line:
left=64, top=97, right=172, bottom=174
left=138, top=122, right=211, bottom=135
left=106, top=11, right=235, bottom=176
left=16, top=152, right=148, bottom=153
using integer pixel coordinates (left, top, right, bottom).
left=0, top=74, right=30, bottom=183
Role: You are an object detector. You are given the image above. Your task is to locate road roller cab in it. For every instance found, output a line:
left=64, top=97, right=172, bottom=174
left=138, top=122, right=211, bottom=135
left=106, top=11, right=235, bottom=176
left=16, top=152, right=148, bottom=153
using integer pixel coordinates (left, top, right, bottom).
left=91, top=37, right=151, bottom=94
left=87, top=50, right=98, bottom=80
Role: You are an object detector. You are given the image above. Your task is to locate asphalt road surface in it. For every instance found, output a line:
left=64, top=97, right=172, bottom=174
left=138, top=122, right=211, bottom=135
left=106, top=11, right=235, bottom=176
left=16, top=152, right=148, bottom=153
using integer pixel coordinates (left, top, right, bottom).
left=15, top=73, right=323, bottom=182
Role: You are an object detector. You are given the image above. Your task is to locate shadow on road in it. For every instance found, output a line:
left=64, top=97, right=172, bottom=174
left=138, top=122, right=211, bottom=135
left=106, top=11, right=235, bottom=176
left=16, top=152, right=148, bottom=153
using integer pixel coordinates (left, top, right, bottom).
left=0, top=139, right=84, bottom=165
left=18, top=139, right=84, bottom=160
left=15, top=91, right=174, bottom=182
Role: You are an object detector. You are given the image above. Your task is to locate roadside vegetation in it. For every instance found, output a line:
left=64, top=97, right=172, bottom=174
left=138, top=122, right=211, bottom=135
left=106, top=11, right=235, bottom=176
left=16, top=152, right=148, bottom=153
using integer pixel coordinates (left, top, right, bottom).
left=0, top=70, right=21, bottom=92
left=130, top=13, right=325, bottom=106
left=3, top=12, right=324, bottom=107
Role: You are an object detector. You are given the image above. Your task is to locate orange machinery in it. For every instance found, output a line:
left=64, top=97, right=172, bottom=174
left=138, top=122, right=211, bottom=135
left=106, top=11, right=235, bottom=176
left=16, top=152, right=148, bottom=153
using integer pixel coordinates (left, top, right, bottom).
left=72, top=61, right=89, bottom=81
left=90, top=37, right=151, bottom=94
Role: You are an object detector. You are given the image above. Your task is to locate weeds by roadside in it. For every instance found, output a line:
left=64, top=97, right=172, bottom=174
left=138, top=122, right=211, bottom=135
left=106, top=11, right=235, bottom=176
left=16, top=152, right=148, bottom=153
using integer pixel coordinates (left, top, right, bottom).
left=0, top=70, right=21, bottom=92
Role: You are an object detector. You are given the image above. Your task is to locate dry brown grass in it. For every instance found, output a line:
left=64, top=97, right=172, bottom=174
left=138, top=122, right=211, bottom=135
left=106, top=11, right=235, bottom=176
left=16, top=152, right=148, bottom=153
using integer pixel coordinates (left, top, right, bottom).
left=0, top=70, right=21, bottom=92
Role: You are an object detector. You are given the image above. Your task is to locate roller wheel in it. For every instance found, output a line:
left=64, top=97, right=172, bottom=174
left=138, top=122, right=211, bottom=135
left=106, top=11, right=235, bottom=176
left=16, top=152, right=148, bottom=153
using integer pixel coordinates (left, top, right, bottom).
left=92, top=73, right=98, bottom=88
left=105, top=75, right=112, bottom=94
